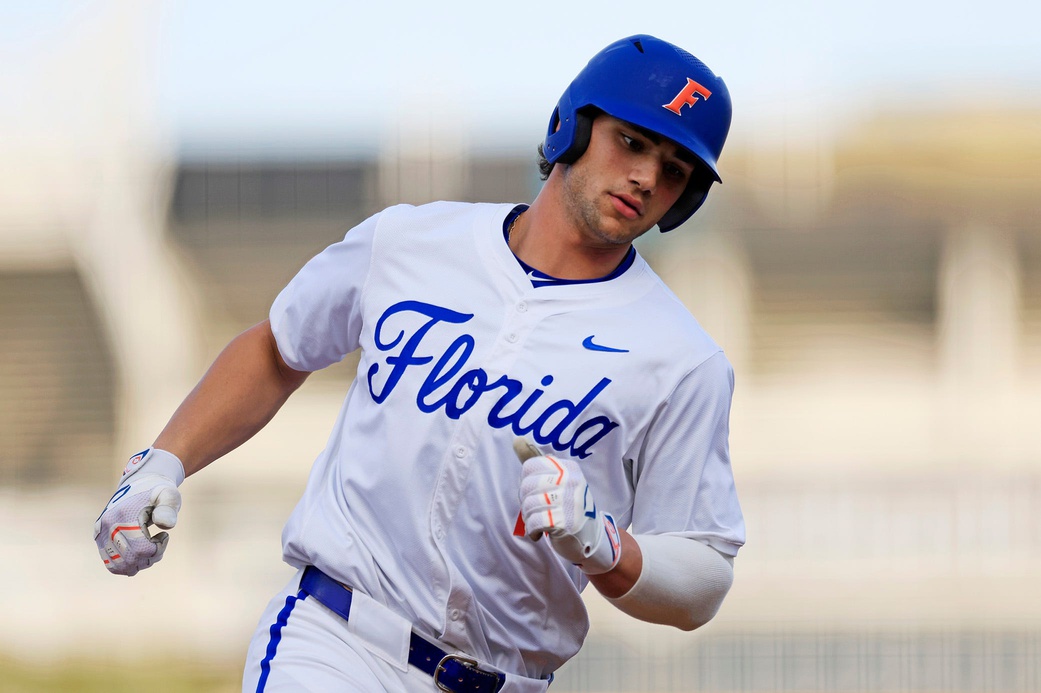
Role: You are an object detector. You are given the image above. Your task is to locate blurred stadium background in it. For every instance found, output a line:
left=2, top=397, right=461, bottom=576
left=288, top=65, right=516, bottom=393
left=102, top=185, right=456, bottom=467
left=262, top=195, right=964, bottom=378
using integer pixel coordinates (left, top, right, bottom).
left=2, top=2, right=1040, bottom=691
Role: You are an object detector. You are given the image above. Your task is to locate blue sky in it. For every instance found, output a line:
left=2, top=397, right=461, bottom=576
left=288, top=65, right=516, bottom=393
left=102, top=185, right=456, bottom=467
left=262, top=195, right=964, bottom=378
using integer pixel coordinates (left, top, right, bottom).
left=4, top=0, right=1041, bottom=155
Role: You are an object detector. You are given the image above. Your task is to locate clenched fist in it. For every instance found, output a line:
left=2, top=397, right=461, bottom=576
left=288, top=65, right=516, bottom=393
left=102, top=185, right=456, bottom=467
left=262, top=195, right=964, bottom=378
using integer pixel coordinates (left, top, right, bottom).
left=514, top=438, right=621, bottom=575
left=93, top=448, right=185, bottom=577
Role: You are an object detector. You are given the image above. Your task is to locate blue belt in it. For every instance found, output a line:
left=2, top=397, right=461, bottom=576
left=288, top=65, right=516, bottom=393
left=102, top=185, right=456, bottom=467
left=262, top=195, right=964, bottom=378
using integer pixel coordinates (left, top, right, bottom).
left=300, top=566, right=506, bottom=693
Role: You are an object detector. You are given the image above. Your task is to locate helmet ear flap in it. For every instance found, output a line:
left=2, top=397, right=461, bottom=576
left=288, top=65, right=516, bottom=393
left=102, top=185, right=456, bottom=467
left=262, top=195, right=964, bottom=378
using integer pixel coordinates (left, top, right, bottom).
left=658, top=167, right=715, bottom=232
left=554, top=109, right=595, bottom=165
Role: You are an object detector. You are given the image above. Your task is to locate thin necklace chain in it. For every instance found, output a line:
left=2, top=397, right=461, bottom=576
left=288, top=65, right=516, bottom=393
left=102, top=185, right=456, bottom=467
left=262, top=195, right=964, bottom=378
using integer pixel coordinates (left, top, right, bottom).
left=507, top=215, right=519, bottom=244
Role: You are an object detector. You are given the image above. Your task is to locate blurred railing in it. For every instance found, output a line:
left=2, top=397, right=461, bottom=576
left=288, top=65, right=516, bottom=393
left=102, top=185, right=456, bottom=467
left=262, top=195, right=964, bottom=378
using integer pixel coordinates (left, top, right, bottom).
left=554, top=629, right=1041, bottom=692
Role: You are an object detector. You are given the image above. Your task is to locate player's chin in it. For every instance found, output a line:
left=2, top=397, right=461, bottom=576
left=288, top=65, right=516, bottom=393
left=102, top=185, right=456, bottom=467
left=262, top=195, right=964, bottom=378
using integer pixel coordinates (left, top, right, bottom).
left=596, top=217, right=655, bottom=245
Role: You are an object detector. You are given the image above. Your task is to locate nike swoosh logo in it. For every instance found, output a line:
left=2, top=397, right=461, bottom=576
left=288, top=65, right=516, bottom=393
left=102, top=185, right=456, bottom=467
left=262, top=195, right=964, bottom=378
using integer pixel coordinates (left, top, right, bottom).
left=582, top=336, right=629, bottom=353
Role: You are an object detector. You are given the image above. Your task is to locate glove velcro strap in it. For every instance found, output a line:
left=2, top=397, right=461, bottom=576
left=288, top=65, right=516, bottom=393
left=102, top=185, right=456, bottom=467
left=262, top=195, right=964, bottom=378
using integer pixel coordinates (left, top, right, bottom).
left=578, top=513, right=622, bottom=576
left=122, top=448, right=185, bottom=486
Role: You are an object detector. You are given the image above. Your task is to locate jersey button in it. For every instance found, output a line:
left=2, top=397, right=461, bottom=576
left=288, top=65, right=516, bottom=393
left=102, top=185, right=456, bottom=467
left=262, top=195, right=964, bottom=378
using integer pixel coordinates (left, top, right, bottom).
left=435, top=528, right=444, bottom=540
left=454, top=445, right=466, bottom=458
left=507, top=333, right=519, bottom=343
left=450, top=609, right=461, bottom=621
left=516, top=301, right=528, bottom=313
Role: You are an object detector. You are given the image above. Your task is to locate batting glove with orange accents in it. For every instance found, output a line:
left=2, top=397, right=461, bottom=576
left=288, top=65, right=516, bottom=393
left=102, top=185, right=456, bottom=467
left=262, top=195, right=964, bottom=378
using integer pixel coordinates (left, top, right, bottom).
left=515, top=440, right=622, bottom=575
left=93, top=448, right=184, bottom=577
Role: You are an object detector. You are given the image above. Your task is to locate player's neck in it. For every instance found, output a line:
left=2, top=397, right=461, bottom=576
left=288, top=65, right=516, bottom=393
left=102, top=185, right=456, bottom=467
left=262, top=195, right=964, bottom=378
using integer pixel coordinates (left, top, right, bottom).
left=510, top=188, right=633, bottom=281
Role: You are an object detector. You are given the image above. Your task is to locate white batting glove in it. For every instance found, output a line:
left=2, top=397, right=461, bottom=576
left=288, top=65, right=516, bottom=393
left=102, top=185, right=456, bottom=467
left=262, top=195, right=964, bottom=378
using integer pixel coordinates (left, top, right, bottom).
left=93, top=448, right=185, bottom=577
left=515, top=439, right=622, bottom=575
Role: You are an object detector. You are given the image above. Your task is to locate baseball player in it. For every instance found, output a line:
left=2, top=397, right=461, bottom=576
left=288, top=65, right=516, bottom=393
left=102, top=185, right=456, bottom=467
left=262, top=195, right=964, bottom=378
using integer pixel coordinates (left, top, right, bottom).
left=93, top=35, right=744, bottom=692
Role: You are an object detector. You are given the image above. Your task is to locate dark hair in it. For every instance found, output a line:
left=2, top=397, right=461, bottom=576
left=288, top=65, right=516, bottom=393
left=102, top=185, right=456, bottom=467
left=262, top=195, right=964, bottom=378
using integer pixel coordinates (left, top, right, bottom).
left=536, top=143, right=554, bottom=180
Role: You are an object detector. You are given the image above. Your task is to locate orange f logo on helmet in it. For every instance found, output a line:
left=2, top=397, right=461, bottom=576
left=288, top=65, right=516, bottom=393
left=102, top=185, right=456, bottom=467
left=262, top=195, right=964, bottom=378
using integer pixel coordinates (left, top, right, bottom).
left=662, top=78, right=712, bottom=115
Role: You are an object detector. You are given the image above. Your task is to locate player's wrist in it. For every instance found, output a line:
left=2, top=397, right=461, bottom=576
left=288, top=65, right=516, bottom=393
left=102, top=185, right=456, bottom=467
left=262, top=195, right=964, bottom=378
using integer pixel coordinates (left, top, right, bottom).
left=120, top=447, right=185, bottom=486
left=567, top=512, right=623, bottom=576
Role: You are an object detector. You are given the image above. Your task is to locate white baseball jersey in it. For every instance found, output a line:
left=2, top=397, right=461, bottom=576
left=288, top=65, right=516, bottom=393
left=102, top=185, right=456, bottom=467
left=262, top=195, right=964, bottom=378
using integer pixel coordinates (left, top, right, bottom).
left=268, top=201, right=744, bottom=678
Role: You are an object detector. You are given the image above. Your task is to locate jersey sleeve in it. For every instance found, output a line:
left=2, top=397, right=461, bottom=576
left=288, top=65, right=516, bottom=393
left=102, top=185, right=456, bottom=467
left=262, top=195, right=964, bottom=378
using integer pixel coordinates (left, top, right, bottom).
left=269, top=211, right=381, bottom=372
left=629, top=350, right=745, bottom=557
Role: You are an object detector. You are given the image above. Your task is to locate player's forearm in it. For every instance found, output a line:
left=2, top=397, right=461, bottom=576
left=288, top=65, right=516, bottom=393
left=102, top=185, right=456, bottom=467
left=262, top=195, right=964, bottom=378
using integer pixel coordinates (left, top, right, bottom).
left=587, top=528, right=643, bottom=598
left=604, top=534, right=734, bottom=631
left=153, top=319, right=310, bottom=476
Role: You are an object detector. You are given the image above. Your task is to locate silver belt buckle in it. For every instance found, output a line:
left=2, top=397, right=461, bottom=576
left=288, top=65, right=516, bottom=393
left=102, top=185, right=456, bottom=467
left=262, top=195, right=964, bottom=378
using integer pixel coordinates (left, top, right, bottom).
left=434, top=654, right=483, bottom=692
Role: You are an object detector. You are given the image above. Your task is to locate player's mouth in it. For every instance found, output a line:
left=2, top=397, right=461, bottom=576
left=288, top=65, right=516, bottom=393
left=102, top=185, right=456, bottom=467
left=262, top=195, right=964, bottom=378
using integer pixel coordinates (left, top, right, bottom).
left=609, top=193, right=643, bottom=219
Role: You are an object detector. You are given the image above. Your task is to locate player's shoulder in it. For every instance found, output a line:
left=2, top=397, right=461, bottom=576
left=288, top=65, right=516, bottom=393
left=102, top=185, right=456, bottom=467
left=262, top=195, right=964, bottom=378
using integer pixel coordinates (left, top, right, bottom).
left=369, top=201, right=515, bottom=254
left=376, top=200, right=514, bottom=227
left=627, top=259, right=723, bottom=366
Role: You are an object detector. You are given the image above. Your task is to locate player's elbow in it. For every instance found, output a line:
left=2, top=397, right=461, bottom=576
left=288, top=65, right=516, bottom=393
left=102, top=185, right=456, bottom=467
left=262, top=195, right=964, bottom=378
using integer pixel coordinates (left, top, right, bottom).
left=607, top=534, right=735, bottom=631
left=671, top=570, right=733, bottom=631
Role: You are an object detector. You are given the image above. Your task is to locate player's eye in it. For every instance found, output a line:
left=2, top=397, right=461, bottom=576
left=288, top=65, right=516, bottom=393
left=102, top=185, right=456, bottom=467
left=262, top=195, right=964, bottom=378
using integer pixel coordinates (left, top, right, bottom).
left=621, top=134, right=644, bottom=152
left=664, top=163, right=686, bottom=180
left=664, top=160, right=693, bottom=183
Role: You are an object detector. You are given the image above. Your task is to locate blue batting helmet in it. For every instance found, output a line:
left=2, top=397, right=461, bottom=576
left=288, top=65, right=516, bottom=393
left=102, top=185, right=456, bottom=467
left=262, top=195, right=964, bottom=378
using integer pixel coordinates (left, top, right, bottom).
left=543, top=35, right=732, bottom=232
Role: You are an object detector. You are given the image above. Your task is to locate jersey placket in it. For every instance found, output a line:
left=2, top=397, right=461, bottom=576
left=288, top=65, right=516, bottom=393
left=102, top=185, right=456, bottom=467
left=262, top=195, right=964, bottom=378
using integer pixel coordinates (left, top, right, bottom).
left=428, top=291, right=541, bottom=644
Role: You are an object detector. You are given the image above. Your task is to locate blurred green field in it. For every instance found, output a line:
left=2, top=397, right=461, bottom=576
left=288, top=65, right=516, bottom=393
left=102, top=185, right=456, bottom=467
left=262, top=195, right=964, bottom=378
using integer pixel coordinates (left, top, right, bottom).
left=0, top=656, right=240, bottom=693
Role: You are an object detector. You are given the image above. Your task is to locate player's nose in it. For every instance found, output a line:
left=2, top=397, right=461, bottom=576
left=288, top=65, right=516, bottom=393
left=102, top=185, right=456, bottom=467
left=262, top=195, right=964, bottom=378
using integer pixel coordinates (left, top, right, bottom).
left=628, top=155, right=660, bottom=193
